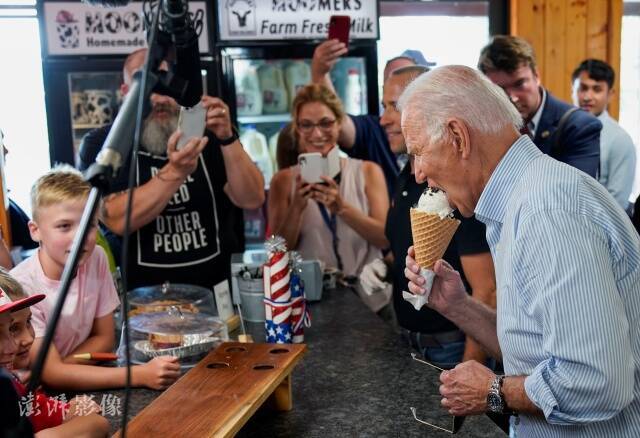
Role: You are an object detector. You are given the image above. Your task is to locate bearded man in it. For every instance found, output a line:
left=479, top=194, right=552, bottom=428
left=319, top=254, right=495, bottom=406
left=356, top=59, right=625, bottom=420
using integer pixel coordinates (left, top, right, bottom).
left=78, top=49, right=264, bottom=291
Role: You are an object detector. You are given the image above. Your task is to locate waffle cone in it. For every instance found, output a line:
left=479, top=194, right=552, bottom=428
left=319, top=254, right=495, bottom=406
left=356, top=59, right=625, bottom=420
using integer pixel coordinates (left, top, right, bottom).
left=410, top=209, right=460, bottom=270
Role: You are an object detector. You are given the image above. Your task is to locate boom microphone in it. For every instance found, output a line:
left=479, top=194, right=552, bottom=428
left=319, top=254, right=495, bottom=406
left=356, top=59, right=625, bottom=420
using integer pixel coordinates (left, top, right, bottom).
left=163, top=0, right=202, bottom=107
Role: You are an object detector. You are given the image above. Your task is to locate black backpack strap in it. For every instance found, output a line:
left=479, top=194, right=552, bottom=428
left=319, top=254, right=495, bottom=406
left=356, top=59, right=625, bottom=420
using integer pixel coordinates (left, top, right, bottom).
left=550, top=107, right=580, bottom=158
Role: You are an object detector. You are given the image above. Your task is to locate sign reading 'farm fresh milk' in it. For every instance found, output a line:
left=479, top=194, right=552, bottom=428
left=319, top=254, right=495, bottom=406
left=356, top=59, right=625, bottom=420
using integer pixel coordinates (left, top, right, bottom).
left=43, top=1, right=209, bottom=55
left=217, top=0, right=378, bottom=41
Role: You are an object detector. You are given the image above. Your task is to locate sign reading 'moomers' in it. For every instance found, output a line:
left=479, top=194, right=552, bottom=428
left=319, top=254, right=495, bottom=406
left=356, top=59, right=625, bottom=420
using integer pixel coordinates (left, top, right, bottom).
left=43, top=1, right=210, bottom=56
left=217, top=0, right=378, bottom=41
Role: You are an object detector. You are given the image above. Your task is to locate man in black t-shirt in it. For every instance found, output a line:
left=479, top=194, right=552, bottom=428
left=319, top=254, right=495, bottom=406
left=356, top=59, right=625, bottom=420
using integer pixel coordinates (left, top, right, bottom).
left=78, top=48, right=264, bottom=291
left=362, top=66, right=497, bottom=369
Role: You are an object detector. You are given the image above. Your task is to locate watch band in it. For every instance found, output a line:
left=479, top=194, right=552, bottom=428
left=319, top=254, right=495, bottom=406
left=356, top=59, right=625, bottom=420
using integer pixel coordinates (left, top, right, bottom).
left=498, top=376, right=517, bottom=415
left=217, top=132, right=238, bottom=146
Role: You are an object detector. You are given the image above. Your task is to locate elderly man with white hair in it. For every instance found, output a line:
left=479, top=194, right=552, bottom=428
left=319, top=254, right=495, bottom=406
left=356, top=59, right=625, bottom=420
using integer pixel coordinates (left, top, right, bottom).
left=401, top=65, right=640, bottom=437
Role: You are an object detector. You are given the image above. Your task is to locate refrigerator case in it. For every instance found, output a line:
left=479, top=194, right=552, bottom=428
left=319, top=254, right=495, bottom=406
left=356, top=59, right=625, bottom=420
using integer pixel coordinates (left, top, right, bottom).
left=41, top=58, right=217, bottom=167
left=218, top=44, right=378, bottom=179
left=37, top=0, right=216, bottom=168
left=216, top=43, right=378, bottom=244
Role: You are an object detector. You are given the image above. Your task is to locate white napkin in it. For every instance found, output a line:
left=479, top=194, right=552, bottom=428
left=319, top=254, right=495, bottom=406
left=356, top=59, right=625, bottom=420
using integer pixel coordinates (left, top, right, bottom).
left=402, top=268, right=435, bottom=311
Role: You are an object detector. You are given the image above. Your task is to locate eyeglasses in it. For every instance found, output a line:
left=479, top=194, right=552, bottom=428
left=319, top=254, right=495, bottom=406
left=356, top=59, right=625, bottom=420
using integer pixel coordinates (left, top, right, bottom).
left=410, top=352, right=466, bottom=434
left=296, top=118, right=337, bottom=134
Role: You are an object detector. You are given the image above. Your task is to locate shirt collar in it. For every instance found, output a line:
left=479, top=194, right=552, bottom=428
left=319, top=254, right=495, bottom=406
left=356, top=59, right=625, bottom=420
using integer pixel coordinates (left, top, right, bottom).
left=597, top=110, right=610, bottom=122
left=475, top=136, right=543, bottom=224
left=529, top=87, right=546, bottom=136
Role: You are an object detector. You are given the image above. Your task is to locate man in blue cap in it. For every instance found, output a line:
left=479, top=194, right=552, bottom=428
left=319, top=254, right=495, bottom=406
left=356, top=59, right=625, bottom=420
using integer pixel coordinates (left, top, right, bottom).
left=311, top=41, right=434, bottom=194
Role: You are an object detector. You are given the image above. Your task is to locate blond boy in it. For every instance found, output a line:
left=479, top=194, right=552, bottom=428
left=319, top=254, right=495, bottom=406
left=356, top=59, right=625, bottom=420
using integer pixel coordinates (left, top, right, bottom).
left=11, top=166, right=180, bottom=390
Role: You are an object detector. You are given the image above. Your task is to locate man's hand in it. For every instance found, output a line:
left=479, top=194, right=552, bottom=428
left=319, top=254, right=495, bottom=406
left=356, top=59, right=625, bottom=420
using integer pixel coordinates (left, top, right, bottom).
left=163, top=130, right=208, bottom=180
left=404, top=246, right=469, bottom=317
left=202, top=96, right=233, bottom=140
left=359, top=258, right=389, bottom=295
left=439, top=360, right=495, bottom=416
left=311, top=39, right=348, bottom=83
left=135, top=356, right=181, bottom=390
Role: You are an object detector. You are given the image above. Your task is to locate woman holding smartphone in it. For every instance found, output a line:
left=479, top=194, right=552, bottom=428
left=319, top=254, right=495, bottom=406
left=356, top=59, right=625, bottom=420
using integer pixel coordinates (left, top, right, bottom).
left=268, top=84, right=389, bottom=278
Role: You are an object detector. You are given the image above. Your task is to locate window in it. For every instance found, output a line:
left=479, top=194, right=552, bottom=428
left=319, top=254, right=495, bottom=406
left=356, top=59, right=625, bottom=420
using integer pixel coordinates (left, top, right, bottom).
left=620, top=0, right=640, bottom=202
left=0, top=2, right=49, bottom=217
left=377, top=1, right=491, bottom=96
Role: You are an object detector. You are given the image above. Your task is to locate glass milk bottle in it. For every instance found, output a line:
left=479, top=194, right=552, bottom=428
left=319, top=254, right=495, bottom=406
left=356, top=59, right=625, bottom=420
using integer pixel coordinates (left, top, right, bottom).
left=344, top=68, right=363, bottom=115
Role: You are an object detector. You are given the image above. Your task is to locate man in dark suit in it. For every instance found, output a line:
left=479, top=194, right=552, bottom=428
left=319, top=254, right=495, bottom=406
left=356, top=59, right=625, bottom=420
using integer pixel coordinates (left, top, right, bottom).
left=478, top=35, right=601, bottom=178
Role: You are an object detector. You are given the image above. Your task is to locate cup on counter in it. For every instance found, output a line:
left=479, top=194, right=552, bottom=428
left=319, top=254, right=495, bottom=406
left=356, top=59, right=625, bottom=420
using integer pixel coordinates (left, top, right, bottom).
left=237, top=276, right=266, bottom=323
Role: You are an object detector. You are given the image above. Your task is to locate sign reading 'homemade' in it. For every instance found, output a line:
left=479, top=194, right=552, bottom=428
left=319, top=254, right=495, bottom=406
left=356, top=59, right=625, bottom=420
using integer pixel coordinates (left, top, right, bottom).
left=217, top=0, right=378, bottom=41
left=43, top=1, right=210, bottom=56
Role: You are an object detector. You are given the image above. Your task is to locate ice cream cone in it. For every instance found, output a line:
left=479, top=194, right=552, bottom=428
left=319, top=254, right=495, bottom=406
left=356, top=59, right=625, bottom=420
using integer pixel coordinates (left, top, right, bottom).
left=410, top=208, right=460, bottom=270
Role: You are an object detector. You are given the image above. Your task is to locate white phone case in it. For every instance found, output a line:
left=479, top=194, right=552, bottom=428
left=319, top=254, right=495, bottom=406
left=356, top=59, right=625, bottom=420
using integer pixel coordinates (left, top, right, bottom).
left=298, top=152, right=324, bottom=183
left=176, top=103, right=206, bottom=150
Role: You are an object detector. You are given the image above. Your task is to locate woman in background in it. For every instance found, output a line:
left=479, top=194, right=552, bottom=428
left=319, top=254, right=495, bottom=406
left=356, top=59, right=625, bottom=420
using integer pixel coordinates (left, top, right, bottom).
left=268, top=84, right=389, bottom=278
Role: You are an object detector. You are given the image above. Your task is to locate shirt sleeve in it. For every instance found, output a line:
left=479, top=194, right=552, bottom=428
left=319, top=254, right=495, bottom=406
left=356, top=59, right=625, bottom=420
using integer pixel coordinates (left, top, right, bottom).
left=605, top=130, right=637, bottom=209
left=515, top=210, right=634, bottom=424
left=9, top=264, right=48, bottom=338
left=559, top=112, right=601, bottom=178
left=30, top=391, right=67, bottom=432
left=349, top=114, right=378, bottom=160
left=94, top=248, right=121, bottom=318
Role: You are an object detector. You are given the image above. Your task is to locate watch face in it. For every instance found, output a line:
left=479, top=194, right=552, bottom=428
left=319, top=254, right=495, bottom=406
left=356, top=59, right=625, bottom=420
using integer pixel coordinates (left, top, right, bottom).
left=487, top=392, right=503, bottom=413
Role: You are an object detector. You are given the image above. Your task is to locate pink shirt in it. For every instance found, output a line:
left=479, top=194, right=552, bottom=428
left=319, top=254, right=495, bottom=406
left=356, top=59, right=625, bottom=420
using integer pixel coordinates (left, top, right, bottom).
left=11, top=247, right=120, bottom=357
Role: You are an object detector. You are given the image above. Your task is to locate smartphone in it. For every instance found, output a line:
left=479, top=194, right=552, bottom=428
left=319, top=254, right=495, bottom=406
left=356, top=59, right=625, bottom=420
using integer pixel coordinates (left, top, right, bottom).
left=176, top=103, right=206, bottom=150
left=298, top=152, right=324, bottom=184
left=298, top=148, right=341, bottom=184
left=328, top=15, right=350, bottom=48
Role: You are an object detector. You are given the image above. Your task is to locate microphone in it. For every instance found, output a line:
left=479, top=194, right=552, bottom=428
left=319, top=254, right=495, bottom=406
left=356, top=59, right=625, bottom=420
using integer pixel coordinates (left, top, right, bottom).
left=163, top=0, right=202, bottom=107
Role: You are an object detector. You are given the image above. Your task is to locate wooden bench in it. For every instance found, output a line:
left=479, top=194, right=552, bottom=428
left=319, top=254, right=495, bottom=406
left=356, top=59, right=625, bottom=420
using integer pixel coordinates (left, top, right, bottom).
left=115, top=342, right=306, bottom=437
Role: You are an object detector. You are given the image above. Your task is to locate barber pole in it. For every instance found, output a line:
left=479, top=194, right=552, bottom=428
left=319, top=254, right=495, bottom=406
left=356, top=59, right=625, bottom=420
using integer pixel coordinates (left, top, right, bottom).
left=263, top=236, right=292, bottom=343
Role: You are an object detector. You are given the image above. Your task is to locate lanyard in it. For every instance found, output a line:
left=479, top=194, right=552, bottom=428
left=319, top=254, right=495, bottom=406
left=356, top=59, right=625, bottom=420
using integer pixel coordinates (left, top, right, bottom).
left=316, top=202, right=343, bottom=272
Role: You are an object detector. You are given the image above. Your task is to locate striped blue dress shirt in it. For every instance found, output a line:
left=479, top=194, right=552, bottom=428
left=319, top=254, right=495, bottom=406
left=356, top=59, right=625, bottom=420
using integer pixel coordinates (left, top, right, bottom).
left=475, top=136, right=640, bottom=437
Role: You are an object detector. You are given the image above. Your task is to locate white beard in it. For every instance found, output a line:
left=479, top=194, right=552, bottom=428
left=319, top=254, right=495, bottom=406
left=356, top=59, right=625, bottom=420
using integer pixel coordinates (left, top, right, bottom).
left=140, top=114, right=178, bottom=156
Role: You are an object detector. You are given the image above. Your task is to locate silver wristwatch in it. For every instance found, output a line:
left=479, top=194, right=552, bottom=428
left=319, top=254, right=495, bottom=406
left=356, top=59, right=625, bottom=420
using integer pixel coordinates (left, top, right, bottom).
left=487, top=375, right=507, bottom=413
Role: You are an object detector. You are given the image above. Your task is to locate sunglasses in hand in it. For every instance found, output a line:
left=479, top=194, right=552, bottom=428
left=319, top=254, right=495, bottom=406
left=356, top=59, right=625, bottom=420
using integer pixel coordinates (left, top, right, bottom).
left=409, top=352, right=466, bottom=434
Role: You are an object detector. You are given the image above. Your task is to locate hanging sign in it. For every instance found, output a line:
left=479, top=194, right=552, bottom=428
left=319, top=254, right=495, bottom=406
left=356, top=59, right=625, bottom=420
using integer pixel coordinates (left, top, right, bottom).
left=217, top=0, right=378, bottom=41
left=43, top=1, right=210, bottom=55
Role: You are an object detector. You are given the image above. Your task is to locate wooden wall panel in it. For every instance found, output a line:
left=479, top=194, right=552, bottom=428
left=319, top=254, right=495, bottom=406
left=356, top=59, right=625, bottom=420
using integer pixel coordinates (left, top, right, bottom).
left=510, top=0, right=623, bottom=119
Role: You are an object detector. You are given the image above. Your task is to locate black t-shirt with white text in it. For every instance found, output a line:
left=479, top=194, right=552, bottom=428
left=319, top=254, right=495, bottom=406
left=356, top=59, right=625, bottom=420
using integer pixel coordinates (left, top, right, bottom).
left=79, top=126, right=244, bottom=291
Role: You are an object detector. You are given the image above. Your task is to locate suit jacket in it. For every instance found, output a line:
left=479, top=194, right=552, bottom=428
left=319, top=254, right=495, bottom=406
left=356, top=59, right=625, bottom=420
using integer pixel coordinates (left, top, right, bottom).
left=533, top=91, right=601, bottom=178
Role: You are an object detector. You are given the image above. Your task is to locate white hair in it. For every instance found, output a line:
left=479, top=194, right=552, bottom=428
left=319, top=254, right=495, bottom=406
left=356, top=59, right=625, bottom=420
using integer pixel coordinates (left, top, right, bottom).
left=397, top=65, right=522, bottom=144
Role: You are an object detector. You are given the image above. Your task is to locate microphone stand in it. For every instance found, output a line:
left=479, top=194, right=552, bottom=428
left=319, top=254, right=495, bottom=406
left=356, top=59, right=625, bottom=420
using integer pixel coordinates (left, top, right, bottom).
left=22, top=3, right=169, bottom=438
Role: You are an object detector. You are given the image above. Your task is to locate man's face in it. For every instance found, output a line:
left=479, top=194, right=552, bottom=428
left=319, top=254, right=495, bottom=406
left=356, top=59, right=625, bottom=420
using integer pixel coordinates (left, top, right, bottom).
left=572, top=71, right=611, bottom=116
left=485, top=64, right=541, bottom=121
left=380, top=74, right=409, bottom=154
left=401, top=106, right=476, bottom=217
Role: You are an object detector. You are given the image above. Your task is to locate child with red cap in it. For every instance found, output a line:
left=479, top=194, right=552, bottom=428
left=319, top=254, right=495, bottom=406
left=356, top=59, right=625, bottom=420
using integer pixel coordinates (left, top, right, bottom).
left=0, top=268, right=109, bottom=436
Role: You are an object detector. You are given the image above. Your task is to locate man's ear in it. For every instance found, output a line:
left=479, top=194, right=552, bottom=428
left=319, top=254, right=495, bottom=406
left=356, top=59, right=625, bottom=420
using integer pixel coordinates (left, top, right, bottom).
left=28, top=220, right=40, bottom=243
left=606, top=87, right=616, bottom=106
left=446, top=118, right=471, bottom=159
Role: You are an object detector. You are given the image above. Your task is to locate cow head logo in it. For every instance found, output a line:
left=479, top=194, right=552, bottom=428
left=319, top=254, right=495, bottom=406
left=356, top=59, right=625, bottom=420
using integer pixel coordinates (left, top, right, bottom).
left=227, top=0, right=256, bottom=35
left=55, top=10, right=80, bottom=49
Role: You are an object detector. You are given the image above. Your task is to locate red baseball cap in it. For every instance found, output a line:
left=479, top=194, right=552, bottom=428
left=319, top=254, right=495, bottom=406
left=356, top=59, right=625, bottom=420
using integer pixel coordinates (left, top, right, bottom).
left=0, top=287, right=45, bottom=314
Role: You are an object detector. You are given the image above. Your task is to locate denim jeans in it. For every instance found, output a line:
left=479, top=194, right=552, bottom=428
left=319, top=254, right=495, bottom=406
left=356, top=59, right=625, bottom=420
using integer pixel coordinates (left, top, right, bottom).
left=421, top=340, right=465, bottom=370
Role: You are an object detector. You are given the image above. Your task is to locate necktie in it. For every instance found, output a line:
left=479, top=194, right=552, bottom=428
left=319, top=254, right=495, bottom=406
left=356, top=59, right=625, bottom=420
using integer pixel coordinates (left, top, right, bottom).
left=520, top=121, right=532, bottom=139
